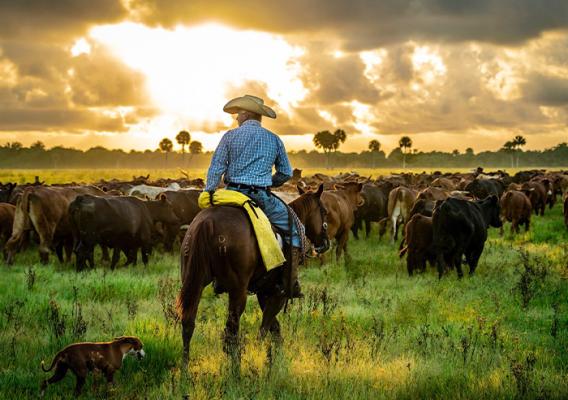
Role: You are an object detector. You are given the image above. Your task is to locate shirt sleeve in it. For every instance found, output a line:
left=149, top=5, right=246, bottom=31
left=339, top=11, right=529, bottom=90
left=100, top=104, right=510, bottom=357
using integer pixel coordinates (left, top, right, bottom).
left=272, top=137, right=292, bottom=187
left=205, top=133, right=230, bottom=191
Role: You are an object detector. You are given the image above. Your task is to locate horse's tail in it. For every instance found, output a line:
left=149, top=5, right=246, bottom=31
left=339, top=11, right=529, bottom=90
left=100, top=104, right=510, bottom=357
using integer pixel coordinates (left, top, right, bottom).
left=177, top=217, right=212, bottom=323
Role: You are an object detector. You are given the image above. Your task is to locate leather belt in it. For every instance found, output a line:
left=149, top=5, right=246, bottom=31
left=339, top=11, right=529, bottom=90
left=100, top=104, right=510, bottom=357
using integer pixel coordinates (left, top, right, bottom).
left=227, top=182, right=270, bottom=191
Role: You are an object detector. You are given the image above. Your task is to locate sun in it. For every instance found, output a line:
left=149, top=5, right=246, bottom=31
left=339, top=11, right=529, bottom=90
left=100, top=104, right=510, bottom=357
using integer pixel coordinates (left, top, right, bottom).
left=89, top=22, right=307, bottom=134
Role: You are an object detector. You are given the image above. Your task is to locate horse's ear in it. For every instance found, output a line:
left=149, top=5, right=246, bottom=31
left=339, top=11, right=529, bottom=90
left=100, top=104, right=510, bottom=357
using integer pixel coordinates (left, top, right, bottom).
left=297, top=184, right=305, bottom=195
left=316, top=184, right=324, bottom=197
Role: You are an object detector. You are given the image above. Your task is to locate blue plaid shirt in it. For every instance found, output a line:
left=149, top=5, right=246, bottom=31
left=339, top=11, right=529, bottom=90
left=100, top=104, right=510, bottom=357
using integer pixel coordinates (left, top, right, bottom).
left=205, top=120, right=293, bottom=191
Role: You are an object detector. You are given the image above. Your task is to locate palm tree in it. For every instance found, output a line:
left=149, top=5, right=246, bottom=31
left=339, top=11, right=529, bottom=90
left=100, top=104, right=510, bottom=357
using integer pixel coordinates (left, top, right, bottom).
left=368, top=139, right=381, bottom=168
left=502, top=141, right=515, bottom=168
left=332, top=129, right=347, bottom=152
left=176, top=130, right=190, bottom=165
left=189, top=141, right=203, bottom=155
left=313, top=130, right=335, bottom=169
left=398, top=136, right=413, bottom=168
left=513, top=135, right=526, bottom=167
left=159, top=138, right=173, bottom=167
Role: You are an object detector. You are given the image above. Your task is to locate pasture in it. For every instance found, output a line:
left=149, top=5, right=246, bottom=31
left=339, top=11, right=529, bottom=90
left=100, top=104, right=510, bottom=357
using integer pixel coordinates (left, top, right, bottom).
left=0, top=170, right=567, bottom=399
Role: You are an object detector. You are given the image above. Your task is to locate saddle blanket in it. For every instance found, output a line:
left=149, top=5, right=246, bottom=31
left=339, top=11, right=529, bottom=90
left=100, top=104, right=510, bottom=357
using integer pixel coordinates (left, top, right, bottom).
left=197, top=189, right=286, bottom=271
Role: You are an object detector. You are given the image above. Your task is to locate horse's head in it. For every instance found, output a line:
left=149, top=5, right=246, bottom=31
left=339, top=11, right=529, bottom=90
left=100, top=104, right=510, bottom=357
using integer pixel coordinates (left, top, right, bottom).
left=291, top=184, right=330, bottom=254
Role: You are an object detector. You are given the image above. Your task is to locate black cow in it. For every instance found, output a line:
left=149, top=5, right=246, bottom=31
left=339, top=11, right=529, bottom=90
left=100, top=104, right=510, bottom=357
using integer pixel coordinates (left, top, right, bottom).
left=465, top=179, right=505, bottom=200
left=352, top=183, right=388, bottom=239
left=409, top=199, right=435, bottom=218
left=70, top=195, right=178, bottom=270
left=432, top=196, right=502, bottom=278
left=0, top=183, right=17, bottom=204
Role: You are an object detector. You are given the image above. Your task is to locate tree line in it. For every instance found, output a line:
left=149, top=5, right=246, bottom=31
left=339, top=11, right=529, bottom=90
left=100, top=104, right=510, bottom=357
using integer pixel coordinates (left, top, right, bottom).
left=1, top=131, right=567, bottom=169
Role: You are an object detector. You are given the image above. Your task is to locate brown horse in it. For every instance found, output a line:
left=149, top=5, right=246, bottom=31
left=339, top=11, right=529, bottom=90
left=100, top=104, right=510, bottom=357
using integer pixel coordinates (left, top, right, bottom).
left=178, top=184, right=329, bottom=366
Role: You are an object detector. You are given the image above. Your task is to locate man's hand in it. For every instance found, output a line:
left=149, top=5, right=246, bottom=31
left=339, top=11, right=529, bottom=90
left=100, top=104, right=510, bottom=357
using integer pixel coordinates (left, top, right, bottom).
left=272, top=172, right=291, bottom=188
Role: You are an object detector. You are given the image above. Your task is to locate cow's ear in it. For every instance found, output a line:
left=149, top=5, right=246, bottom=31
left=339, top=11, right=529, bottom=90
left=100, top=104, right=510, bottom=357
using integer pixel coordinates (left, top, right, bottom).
left=297, top=184, right=305, bottom=195
left=316, top=184, right=324, bottom=197
left=158, top=193, right=167, bottom=202
left=357, top=183, right=363, bottom=192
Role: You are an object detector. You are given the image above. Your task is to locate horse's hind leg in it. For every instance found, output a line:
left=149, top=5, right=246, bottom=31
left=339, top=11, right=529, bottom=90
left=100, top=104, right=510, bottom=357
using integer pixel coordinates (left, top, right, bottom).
left=258, top=292, right=286, bottom=341
left=223, top=289, right=247, bottom=367
left=181, top=285, right=204, bottom=367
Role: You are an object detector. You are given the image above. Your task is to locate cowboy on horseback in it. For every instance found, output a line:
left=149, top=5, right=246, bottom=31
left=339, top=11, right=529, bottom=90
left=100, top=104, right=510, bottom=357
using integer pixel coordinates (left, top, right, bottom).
left=204, top=95, right=303, bottom=299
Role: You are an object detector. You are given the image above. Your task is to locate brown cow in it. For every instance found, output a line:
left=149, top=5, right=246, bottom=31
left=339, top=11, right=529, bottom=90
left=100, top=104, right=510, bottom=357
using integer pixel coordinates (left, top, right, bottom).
left=0, top=203, right=15, bottom=258
left=431, top=177, right=456, bottom=190
left=5, top=186, right=104, bottom=265
left=520, top=181, right=546, bottom=216
left=301, top=182, right=362, bottom=262
left=499, top=190, right=531, bottom=235
left=399, top=214, right=435, bottom=276
left=380, top=186, right=417, bottom=243
left=417, top=187, right=450, bottom=201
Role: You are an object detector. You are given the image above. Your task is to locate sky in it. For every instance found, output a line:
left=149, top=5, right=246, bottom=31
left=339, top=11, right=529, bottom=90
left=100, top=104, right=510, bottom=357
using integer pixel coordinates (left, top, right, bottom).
left=0, top=0, right=567, bottom=154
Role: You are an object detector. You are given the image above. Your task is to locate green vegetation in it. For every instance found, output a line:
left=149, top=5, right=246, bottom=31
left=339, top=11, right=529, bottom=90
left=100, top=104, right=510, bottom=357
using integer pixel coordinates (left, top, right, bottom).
left=0, top=187, right=566, bottom=399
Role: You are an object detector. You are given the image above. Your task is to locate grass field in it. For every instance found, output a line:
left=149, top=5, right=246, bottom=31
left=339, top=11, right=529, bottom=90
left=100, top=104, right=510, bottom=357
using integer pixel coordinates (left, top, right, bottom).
left=0, top=173, right=567, bottom=399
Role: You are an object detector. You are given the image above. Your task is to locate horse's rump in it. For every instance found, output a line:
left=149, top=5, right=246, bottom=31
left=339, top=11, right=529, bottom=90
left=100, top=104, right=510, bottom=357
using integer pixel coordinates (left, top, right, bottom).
left=178, top=206, right=263, bottom=321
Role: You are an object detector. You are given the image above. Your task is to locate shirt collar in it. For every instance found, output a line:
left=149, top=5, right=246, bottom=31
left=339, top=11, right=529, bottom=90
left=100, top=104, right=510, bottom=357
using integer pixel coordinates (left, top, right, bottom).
left=241, top=119, right=261, bottom=127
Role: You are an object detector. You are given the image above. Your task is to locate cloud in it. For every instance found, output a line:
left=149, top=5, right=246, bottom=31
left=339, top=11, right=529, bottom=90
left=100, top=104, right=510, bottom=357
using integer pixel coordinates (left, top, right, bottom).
left=1, top=0, right=568, bottom=150
left=0, top=0, right=126, bottom=39
left=69, top=46, right=149, bottom=107
left=129, top=0, right=568, bottom=49
left=0, top=108, right=128, bottom=132
left=299, top=47, right=381, bottom=106
left=522, top=73, right=568, bottom=106
left=0, top=39, right=156, bottom=133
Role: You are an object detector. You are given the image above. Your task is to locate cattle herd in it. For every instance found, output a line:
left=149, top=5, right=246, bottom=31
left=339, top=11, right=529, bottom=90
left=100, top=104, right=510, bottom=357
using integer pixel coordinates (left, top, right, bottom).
left=0, top=168, right=567, bottom=280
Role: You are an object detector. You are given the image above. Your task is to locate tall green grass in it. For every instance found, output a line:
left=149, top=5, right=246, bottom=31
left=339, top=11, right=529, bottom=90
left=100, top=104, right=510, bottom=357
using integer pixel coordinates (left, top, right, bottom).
left=0, top=204, right=566, bottom=399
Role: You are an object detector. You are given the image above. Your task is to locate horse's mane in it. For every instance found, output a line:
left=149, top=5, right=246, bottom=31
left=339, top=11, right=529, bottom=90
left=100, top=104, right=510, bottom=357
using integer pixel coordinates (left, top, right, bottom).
left=289, top=193, right=315, bottom=221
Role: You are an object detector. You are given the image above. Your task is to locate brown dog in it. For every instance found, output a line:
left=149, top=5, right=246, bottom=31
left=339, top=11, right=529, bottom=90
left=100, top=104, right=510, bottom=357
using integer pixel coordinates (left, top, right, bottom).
left=40, top=336, right=145, bottom=397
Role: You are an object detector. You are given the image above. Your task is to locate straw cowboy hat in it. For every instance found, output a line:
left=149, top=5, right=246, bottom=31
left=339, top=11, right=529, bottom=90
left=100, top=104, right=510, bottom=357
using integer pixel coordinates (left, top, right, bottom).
left=223, top=95, right=277, bottom=119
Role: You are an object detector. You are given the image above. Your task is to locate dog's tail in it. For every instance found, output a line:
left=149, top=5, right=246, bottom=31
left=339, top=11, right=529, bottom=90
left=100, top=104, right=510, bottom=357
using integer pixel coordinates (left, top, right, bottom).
left=41, top=351, right=62, bottom=372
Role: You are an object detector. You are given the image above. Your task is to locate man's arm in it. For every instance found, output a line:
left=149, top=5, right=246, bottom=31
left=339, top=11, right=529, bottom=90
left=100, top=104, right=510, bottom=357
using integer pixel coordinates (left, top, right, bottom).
left=204, top=134, right=229, bottom=192
left=272, top=137, right=293, bottom=187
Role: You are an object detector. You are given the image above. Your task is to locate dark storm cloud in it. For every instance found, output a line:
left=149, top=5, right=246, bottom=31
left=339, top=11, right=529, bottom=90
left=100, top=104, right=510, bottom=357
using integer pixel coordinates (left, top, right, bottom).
left=522, top=74, right=568, bottom=106
left=0, top=0, right=126, bottom=39
left=131, top=0, right=568, bottom=49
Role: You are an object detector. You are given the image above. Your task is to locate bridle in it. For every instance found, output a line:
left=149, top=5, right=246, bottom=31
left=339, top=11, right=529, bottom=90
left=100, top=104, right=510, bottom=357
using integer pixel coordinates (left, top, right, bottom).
left=313, top=197, right=330, bottom=254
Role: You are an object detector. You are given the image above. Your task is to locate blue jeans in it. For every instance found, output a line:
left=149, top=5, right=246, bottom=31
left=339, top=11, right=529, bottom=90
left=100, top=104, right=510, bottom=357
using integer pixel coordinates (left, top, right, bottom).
left=229, top=187, right=301, bottom=247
